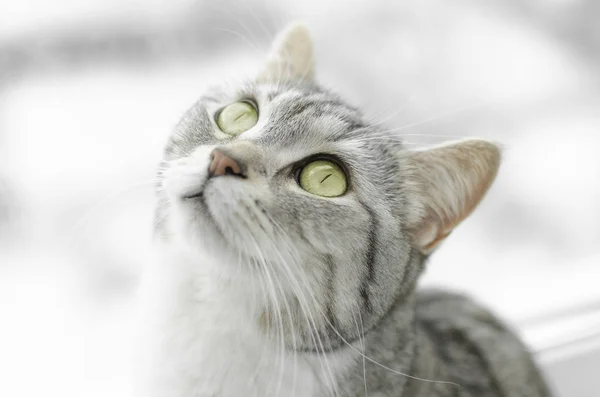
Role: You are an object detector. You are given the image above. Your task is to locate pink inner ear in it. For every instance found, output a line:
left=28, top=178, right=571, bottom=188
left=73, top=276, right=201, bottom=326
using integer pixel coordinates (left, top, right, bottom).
left=406, top=139, right=502, bottom=254
left=414, top=215, right=455, bottom=253
left=422, top=230, right=453, bottom=252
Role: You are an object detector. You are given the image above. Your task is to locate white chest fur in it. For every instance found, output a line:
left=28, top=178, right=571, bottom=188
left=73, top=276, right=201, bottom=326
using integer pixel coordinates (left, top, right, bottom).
left=134, top=249, right=348, bottom=397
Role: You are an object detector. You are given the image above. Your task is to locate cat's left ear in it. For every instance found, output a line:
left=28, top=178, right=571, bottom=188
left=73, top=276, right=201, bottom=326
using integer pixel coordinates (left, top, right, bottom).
left=404, top=139, right=502, bottom=255
left=257, top=22, right=315, bottom=84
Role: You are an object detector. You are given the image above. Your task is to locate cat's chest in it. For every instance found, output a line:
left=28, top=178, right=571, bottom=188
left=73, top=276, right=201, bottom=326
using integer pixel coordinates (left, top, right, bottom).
left=136, top=263, right=331, bottom=397
left=159, top=321, right=319, bottom=397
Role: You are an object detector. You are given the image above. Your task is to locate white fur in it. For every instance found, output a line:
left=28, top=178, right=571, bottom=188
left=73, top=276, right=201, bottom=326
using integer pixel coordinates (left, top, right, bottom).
left=134, top=144, right=354, bottom=396
left=134, top=241, right=354, bottom=397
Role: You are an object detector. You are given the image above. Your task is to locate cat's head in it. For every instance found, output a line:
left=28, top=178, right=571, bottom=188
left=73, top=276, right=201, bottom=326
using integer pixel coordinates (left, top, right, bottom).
left=156, top=23, right=500, bottom=348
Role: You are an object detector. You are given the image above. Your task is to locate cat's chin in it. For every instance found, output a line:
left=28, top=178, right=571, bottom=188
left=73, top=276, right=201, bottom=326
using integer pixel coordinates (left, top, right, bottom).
left=166, top=211, right=260, bottom=271
left=166, top=175, right=298, bottom=274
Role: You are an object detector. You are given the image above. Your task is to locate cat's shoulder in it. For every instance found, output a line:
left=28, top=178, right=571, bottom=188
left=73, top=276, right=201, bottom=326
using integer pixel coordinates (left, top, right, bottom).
left=415, top=288, right=526, bottom=365
left=414, top=288, right=551, bottom=397
left=415, top=288, right=501, bottom=327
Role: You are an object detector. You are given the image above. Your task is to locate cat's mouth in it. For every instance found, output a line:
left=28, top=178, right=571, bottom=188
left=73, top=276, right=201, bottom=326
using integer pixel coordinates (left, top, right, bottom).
left=182, top=178, right=225, bottom=218
left=163, top=156, right=278, bottom=259
left=183, top=190, right=204, bottom=200
left=198, top=182, right=283, bottom=259
left=180, top=169, right=235, bottom=201
left=182, top=177, right=253, bottom=236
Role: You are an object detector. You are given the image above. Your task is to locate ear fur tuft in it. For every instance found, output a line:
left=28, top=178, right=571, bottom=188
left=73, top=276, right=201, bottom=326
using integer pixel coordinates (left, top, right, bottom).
left=257, top=22, right=315, bottom=84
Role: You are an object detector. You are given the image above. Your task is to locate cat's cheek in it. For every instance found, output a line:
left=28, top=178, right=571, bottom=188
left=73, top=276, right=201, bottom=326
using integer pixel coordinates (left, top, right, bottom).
left=161, top=145, right=215, bottom=199
left=168, top=201, right=191, bottom=232
left=162, top=169, right=207, bottom=201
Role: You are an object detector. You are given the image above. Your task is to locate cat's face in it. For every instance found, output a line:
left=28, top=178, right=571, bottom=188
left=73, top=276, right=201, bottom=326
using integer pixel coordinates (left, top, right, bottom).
left=155, top=24, right=501, bottom=350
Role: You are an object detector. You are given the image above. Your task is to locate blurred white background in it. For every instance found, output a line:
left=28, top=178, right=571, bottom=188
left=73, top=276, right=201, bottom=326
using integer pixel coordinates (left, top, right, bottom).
left=0, top=0, right=599, bottom=396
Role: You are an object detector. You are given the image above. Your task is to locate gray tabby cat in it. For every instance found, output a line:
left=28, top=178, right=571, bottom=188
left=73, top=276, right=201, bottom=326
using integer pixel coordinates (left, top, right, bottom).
left=135, top=23, right=552, bottom=397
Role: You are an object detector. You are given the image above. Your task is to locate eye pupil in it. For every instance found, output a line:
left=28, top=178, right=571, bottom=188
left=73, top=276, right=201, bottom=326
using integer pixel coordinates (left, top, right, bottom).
left=320, top=174, right=332, bottom=183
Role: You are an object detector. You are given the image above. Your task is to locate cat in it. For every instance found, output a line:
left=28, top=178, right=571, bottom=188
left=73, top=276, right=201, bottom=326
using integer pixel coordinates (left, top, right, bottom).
left=134, top=23, right=552, bottom=397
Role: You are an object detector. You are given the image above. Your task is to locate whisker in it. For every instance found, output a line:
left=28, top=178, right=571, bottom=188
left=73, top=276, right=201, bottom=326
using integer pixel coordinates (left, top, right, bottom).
left=352, top=309, right=368, bottom=397
left=259, top=212, right=460, bottom=390
left=209, top=27, right=261, bottom=52
left=346, top=102, right=490, bottom=141
left=67, top=179, right=157, bottom=247
left=243, top=199, right=302, bottom=397
left=261, top=215, right=342, bottom=397
left=233, top=204, right=290, bottom=396
left=323, top=310, right=461, bottom=388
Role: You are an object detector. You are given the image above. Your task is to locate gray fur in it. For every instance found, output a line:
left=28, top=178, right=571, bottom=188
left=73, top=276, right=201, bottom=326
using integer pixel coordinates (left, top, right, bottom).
left=154, top=76, right=551, bottom=396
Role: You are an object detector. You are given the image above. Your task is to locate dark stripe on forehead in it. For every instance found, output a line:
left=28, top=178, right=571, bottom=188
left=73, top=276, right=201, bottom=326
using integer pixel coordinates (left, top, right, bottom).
left=256, top=101, right=364, bottom=147
left=273, top=84, right=360, bottom=116
left=330, top=119, right=367, bottom=142
left=296, top=92, right=364, bottom=131
left=267, top=89, right=282, bottom=101
left=285, top=101, right=313, bottom=118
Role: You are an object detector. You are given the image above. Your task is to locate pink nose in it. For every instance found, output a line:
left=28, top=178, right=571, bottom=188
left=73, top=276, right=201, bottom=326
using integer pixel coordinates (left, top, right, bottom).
left=208, top=150, right=244, bottom=178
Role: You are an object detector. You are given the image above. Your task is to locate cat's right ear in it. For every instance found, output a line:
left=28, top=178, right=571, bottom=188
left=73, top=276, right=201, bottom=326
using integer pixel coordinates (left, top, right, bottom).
left=403, top=139, right=502, bottom=255
left=256, top=22, right=315, bottom=84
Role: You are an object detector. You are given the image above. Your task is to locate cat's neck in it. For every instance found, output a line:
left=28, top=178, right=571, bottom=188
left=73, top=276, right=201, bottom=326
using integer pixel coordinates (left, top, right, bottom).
left=136, top=244, right=426, bottom=397
left=135, top=246, right=352, bottom=397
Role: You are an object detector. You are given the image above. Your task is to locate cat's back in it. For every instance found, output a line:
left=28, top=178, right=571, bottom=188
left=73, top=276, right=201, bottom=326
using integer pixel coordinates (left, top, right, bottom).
left=414, top=289, right=552, bottom=397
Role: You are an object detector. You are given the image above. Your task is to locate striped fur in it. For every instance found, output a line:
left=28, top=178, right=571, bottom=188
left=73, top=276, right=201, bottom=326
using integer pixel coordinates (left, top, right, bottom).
left=137, top=25, right=552, bottom=397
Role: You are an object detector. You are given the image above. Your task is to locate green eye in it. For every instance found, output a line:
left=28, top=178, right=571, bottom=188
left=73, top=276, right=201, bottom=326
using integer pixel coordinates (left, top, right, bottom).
left=216, top=101, right=258, bottom=135
left=298, top=160, right=348, bottom=197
